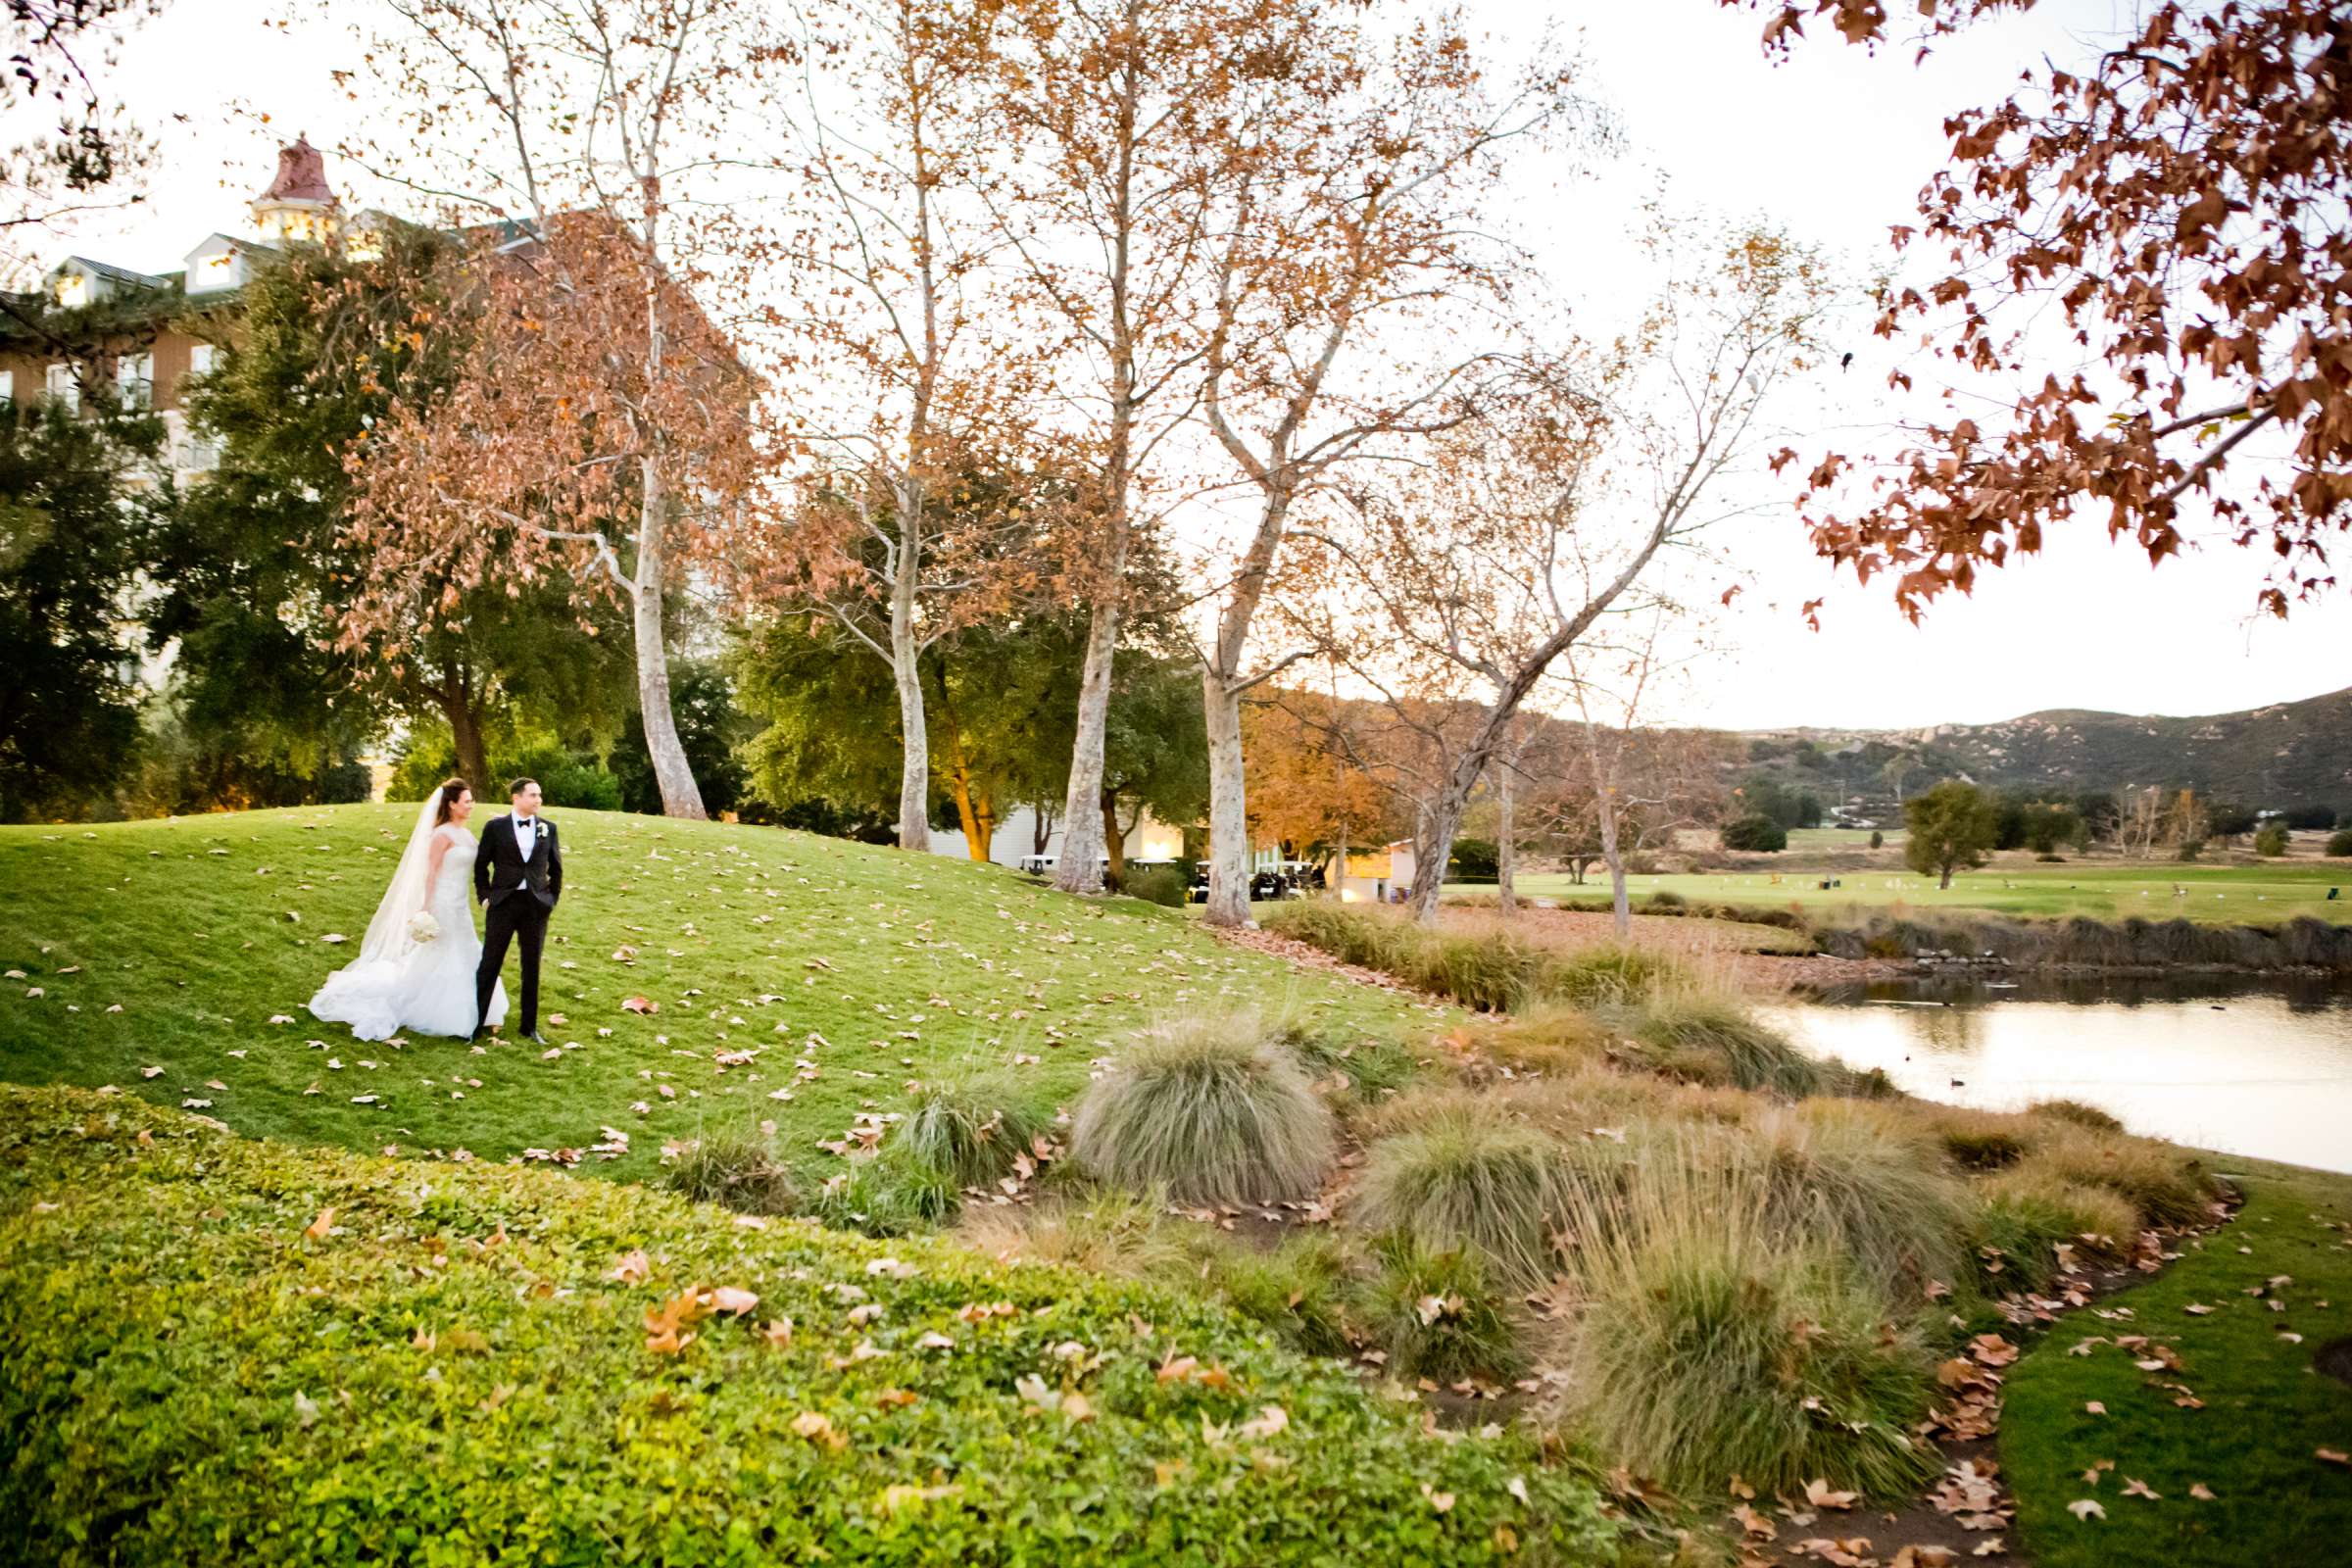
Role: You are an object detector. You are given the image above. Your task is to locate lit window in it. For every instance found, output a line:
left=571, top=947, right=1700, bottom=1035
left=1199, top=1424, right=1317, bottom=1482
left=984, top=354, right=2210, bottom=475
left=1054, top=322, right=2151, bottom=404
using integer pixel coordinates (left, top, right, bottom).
left=45, top=362, right=78, bottom=413
left=116, top=352, right=153, bottom=409
left=53, top=271, right=89, bottom=308
left=189, top=344, right=218, bottom=377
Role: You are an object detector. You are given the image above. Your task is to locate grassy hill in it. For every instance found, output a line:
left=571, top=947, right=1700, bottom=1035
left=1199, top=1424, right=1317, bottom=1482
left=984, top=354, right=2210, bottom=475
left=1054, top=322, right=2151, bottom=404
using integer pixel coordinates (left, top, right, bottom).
left=0, top=804, right=1436, bottom=1183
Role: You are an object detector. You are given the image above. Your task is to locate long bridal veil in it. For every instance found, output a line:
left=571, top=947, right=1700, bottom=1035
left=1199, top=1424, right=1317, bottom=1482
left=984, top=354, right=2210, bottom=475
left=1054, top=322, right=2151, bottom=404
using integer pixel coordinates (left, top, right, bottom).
left=308, top=794, right=442, bottom=1031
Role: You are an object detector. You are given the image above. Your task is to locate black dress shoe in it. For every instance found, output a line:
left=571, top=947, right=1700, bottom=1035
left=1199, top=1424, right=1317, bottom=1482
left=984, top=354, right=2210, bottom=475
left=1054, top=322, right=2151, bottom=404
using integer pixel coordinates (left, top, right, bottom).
left=521, top=1031, right=548, bottom=1047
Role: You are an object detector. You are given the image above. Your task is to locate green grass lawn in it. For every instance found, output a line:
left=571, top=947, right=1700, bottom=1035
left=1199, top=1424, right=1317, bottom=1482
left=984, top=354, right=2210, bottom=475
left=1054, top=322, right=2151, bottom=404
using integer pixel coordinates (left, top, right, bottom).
left=2003, top=1156, right=2352, bottom=1566
left=0, top=805, right=1444, bottom=1185
left=1476, top=860, right=2352, bottom=927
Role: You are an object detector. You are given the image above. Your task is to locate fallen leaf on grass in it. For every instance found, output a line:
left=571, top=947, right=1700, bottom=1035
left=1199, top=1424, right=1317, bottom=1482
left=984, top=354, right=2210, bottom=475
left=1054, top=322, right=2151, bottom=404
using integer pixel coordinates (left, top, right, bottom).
left=2121, top=1478, right=2160, bottom=1499
left=304, top=1206, right=335, bottom=1239
left=139, top=1065, right=164, bottom=1078
left=2084, top=1400, right=2106, bottom=1414
left=1803, top=1479, right=1860, bottom=1510
left=790, top=1411, right=848, bottom=1451
left=611, top=1249, right=650, bottom=1284
left=1732, top=1503, right=1778, bottom=1541
left=2067, top=1499, right=2106, bottom=1522
left=2189, top=1483, right=2216, bottom=1500
left=2321, top=1449, right=2351, bottom=1468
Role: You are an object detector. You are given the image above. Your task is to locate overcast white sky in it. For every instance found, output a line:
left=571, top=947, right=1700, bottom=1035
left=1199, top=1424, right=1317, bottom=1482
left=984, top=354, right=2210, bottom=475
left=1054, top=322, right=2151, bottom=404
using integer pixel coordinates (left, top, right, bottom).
left=39, top=0, right=2352, bottom=733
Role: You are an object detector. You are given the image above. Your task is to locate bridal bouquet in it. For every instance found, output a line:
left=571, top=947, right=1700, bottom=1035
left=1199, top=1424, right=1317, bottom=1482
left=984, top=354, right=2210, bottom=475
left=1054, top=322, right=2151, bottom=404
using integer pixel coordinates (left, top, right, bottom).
left=406, top=910, right=442, bottom=945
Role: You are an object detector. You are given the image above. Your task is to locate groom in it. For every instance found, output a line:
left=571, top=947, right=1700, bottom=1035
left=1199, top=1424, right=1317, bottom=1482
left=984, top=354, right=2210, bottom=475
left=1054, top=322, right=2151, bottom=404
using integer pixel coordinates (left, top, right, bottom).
left=474, top=777, right=563, bottom=1044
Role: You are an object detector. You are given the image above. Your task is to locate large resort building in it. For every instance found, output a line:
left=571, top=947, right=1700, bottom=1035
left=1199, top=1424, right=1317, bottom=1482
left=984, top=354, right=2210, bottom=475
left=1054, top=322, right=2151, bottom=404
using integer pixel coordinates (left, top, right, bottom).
left=0, top=135, right=383, bottom=482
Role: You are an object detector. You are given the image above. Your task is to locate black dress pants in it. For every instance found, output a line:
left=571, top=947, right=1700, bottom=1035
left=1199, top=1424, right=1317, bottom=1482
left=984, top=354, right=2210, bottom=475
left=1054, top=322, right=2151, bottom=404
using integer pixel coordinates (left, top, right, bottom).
left=477, top=895, right=550, bottom=1034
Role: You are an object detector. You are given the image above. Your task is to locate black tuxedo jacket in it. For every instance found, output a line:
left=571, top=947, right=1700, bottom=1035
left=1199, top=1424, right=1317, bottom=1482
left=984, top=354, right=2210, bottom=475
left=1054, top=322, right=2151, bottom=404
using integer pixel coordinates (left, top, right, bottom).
left=475, top=813, right=563, bottom=909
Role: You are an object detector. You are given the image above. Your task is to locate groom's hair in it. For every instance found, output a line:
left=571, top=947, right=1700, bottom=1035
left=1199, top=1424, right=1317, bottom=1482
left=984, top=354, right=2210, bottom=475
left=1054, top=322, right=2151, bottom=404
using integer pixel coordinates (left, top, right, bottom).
left=432, top=778, right=470, bottom=826
left=510, top=776, right=539, bottom=799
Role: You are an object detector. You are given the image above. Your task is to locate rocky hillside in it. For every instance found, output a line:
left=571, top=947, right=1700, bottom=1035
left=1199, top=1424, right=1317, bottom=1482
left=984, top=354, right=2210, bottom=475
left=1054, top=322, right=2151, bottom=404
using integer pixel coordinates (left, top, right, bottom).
left=1741, top=685, right=2352, bottom=810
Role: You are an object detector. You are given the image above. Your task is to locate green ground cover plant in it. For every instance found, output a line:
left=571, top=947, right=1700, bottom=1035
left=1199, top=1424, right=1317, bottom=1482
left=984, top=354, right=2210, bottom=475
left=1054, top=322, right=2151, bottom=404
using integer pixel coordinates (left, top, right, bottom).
left=2001, top=1157, right=2352, bottom=1567
left=0, top=1083, right=1624, bottom=1567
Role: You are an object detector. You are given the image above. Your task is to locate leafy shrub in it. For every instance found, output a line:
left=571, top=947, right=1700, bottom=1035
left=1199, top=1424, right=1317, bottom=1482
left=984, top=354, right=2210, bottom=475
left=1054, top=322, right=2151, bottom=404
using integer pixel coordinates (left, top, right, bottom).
left=1353, top=1237, right=1523, bottom=1383
left=2328, top=827, right=2352, bottom=858
left=1720, top=813, right=1788, bottom=853
left=811, top=1146, right=962, bottom=1235
left=539, top=759, right=624, bottom=811
left=0, top=1086, right=1622, bottom=1565
left=1353, top=1104, right=1579, bottom=1287
left=1868, top=830, right=1884, bottom=850
left=1557, top=1160, right=1937, bottom=1498
left=662, top=1130, right=801, bottom=1215
left=1071, top=1015, right=1336, bottom=1206
left=893, top=1072, right=1052, bottom=1192
left=1447, top=837, right=1501, bottom=880
left=2254, top=823, right=2290, bottom=858
left=1644, top=889, right=1687, bottom=910
left=1121, top=864, right=1191, bottom=907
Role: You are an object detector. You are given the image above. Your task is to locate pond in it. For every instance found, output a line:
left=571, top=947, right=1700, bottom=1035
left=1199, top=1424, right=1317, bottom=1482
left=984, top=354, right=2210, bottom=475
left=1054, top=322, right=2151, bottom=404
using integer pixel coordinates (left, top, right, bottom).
left=1763, top=973, right=2352, bottom=1175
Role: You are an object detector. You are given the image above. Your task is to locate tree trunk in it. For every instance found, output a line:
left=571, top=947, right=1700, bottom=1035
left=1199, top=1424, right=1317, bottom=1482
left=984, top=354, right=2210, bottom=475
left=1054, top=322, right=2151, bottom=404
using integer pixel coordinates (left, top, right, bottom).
left=1053, top=595, right=1122, bottom=893
left=1099, top=788, right=1127, bottom=890
left=1939, top=863, right=1953, bottom=891
left=1333, top=817, right=1348, bottom=903
left=1032, top=806, right=1056, bottom=858
left=1407, top=806, right=1464, bottom=927
left=949, top=769, right=991, bottom=863
left=440, top=665, right=490, bottom=797
left=1496, top=756, right=1517, bottom=919
left=1597, top=792, right=1631, bottom=937
left=889, top=592, right=931, bottom=853
left=631, top=462, right=706, bottom=820
left=1202, top=673, right=1251, bottom=926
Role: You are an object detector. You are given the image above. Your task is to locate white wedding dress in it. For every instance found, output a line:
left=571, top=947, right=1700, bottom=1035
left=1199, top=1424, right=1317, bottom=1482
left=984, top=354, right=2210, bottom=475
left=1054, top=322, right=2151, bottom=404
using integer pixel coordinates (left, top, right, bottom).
left=309, top=805, right=508, bottom=1042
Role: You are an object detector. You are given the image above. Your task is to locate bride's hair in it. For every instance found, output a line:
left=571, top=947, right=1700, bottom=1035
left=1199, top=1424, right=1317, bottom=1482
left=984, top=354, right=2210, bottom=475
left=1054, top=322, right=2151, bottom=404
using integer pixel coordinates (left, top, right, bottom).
left=432, top=778, right=471, bottom=826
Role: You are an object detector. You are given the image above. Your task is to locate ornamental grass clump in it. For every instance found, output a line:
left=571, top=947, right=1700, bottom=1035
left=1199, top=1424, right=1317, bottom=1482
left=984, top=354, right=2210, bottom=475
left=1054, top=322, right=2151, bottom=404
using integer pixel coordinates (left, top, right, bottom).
left=1071, top=1015, right=1336, bottom=1206
left=1628, top=992, right=1828, bottom=1097
left=663, top=1130, right=801, bottom=1216
left=1733, top=1102, right=1971, bottom=1295
left=1554, top=1153, right=1938, bottom=1498
left=2014, top=1131, right=2218, bottom=1228
left=1968, top=1173, right=2139, bottom=1293
left=1539, top=944, right=1690, bottom=1007
left=892, top=1072, right=1052, bottom=1192
left=1353, top=1103, right=1581, bottom=1288
left=1355, top=1236, right=1524, bottom=1382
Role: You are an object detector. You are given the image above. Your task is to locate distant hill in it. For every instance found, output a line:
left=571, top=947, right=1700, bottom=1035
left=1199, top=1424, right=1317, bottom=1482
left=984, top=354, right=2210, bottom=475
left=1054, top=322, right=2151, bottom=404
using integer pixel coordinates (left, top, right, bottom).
left=1739, top=686, right=2352, bottom=812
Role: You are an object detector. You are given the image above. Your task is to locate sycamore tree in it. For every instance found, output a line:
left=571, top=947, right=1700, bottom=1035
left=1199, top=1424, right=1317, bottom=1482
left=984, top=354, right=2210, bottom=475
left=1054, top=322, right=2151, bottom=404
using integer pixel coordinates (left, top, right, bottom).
left=983, top=0, right=1291, bottom=894
left=1187, top=10, right=1592, bottom=927
left=768, top=0, right=1069, bottom=851
left=1240, top=686, right=1396, bottom=881
left=1299, top=227, right=1836, bottom=925
left=0, top=0, right=163, bottom=274
left=341, top=0, right=781, bottom=818
left=1733, top=0, right=2352, bottom=619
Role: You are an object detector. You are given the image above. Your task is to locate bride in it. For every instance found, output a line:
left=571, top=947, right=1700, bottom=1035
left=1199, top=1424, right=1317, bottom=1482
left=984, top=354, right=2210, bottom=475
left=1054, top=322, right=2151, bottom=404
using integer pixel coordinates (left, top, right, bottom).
left=309, top=778, right=507, bottom=1041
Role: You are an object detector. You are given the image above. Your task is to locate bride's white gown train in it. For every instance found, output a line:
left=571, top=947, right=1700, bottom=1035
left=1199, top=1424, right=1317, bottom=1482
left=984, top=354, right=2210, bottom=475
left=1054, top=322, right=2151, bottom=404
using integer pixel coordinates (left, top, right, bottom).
left=309, top=823, right=506, bottom=1041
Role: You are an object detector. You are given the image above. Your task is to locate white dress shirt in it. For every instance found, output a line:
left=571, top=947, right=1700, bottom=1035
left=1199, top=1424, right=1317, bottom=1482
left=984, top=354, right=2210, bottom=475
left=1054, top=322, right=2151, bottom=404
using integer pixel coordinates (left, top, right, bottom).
left=510, top=812, right=538, bottom=888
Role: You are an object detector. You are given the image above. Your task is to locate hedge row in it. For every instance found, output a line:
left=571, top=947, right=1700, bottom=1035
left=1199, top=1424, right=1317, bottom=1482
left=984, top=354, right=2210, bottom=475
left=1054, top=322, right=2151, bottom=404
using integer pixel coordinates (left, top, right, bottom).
left=0, top=1086, right=1621, bottom=1567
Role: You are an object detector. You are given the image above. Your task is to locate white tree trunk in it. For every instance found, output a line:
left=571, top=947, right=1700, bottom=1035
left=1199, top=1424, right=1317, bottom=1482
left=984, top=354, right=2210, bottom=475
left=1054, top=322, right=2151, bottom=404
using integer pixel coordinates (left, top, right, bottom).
left=633, top=462, right=707, bottom=820
left=1496, top=756, right=1517, bottom=919
left=1202, top=672, right=1251, bottom=926
left=1597, top=791, right=1630, bottom=937
left=1052, top=600, right=1120, bottom=894
left=1407, top=806, right=1464, bottom=927
left=888, top=519, right=931, bottom=851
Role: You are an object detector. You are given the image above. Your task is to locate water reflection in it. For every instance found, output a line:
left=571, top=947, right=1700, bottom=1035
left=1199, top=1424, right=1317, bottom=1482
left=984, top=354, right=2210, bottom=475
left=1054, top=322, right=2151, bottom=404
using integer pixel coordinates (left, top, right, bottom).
left=1763, top=975, right=2352, bottom=1175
